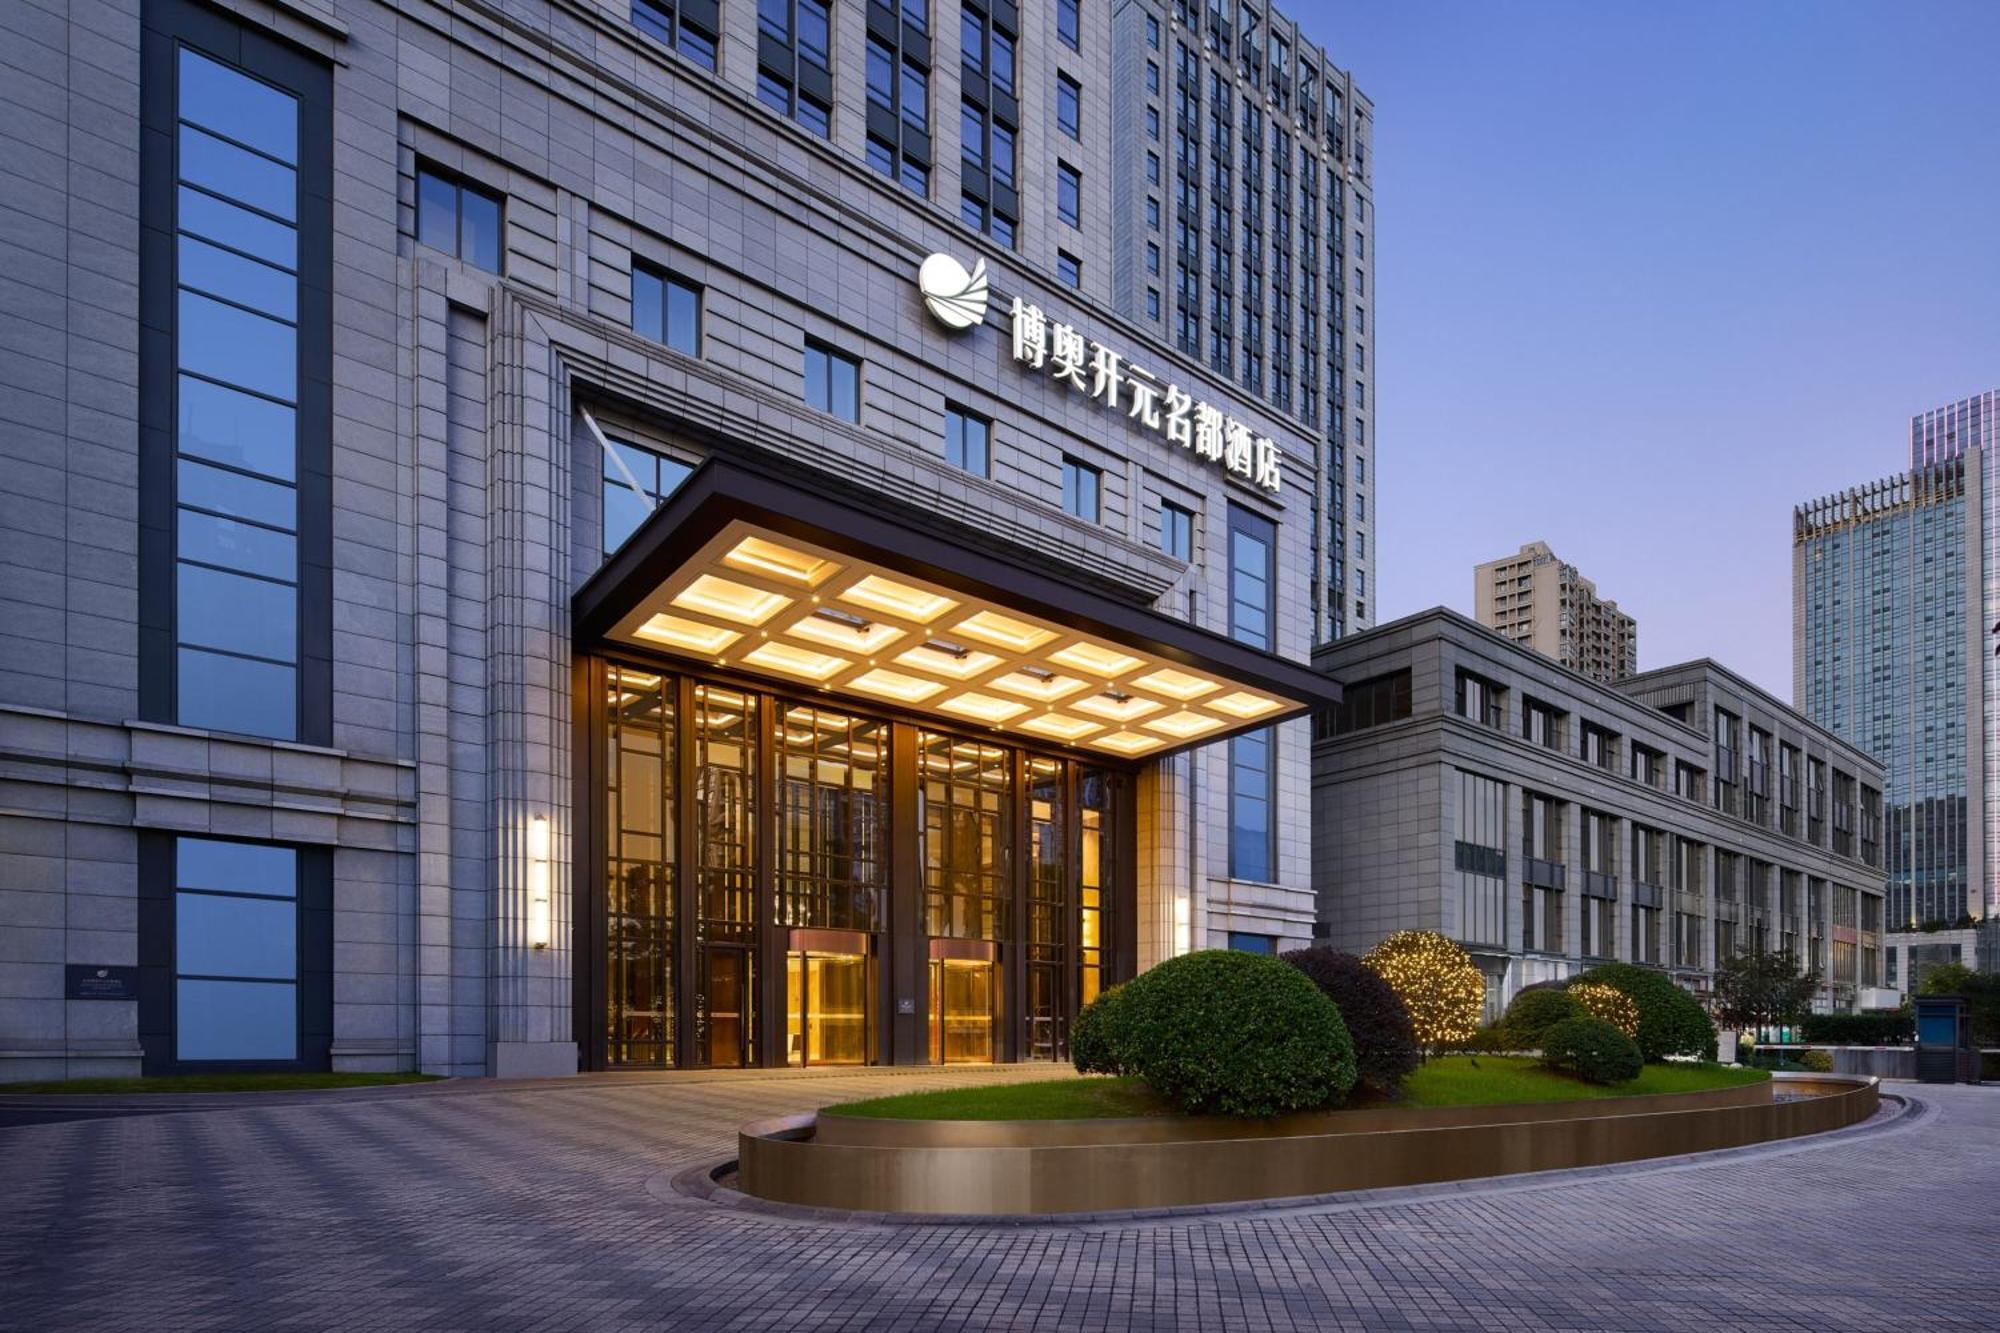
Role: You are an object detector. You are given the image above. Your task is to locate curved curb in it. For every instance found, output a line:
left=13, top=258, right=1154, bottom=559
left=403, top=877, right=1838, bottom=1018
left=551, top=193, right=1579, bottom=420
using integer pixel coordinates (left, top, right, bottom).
left=661, top=1090, right=1923, bottom=1231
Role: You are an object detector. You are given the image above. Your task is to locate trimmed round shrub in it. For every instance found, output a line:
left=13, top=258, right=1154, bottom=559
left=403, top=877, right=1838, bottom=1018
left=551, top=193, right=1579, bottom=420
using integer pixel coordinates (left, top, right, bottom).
left=1116, top=950, right=1357, bottom=1117
left=1070, top=983, right=1133, bottom=1075
left=1568, top=981, right=1641, bottom=1038
left=1574, top=963, right=1714, bottom=1061
left=1281, top=946, right=1421, bottom=1095
left=1501, top=987, right=1584, bottom=1048
left=1363, top=931, right=1487, bottom=1052
left=1797, top=1048, right=1834, bottom=1073
left=1540, top=1016, right=1643, bottom=1085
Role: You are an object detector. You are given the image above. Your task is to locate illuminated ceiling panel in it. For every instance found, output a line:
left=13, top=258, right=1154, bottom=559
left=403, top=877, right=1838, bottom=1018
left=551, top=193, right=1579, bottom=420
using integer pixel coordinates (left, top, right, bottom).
left=596, top=513, right=1317, bottom=759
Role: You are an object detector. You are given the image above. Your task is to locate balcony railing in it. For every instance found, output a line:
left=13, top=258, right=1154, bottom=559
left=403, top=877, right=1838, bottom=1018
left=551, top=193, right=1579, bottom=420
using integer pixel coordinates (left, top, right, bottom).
left=1524, top=857, right=1566, bottom=891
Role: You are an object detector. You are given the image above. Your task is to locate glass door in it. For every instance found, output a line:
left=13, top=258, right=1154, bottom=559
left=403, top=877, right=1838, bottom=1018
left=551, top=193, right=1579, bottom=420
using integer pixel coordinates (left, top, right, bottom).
left=787, top=948, right=871, bottom=1065
left=700, top=945, right=753, bottom=1068
left=930, top=957, right=996, bottom=1064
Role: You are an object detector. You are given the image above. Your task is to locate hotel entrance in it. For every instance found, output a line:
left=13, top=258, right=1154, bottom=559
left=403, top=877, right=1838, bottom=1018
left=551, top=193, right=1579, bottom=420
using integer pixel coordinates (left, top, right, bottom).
left=569, top=459, right=1331, bottom=1070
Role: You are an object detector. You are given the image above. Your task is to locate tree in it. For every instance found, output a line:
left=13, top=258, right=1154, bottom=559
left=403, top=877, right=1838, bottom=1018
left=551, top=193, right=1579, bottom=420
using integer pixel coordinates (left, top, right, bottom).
left=1362, top=931, right=1486, bottom=1056
left=1714, top=946, right=1820, bottom=1031
left=1917, top=961, right=1977, bottom=997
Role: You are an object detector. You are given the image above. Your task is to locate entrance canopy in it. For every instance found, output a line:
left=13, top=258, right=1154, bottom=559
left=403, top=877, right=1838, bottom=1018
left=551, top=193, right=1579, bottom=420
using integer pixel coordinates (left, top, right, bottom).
left=573, top=459, right=1338, bottom=761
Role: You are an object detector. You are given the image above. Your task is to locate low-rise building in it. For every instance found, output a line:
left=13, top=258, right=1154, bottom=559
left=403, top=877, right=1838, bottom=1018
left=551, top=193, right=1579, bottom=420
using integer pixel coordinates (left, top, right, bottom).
left=1312, top=609, right=1889, bottom=1018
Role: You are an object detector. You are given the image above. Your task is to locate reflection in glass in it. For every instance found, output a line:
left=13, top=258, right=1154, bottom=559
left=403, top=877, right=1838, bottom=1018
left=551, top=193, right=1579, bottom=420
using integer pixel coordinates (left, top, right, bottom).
left=921, top=733, right=1011, bottom=940
left=777, top=704, right=886, bottom=931
left=178, top=647, right=295, bottom=737
left=787, top=949, right=870, bottom=1066
left=606, top=665, right=676, bottom=1067
left=172, top=835, right=299, bottom=1063
left=930, top=958, right=995, bottom=1063
left=176, top=892, right=296, bottom=979
left=176, top=979, right=296, bottom=1061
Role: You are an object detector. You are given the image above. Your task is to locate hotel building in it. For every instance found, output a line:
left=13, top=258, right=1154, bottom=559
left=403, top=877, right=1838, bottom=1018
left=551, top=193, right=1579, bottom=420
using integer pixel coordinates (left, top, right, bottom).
left=0, top=0, right=1357, bottom=1080
left=1313, top=610, right=1889, bottom=1017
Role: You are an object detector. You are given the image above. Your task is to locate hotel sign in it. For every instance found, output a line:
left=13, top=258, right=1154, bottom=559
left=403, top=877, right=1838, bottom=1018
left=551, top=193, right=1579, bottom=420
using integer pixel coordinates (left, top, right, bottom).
left=917, top=253, right=1283, bottom=494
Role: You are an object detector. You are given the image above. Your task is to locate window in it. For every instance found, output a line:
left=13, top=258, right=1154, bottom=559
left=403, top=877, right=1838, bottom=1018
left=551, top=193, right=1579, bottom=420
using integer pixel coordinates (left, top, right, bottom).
left=172, top=837, right=301, bottom=1062
left=1522, top=698, right=1563, bottom=750
left=1581, top=723, right=1616, bottom=772
left=1159, top=500, right=1193, bottom=561
left=1146, top=195, right=1161, bottom=229
left=867, top=27, right=933, bottom=194
left=1057, top=72, right=1081, bottom=138
left=944, top=405, right=990, bottom=476
left=1058, top=161, right=1082, bottom=227
left=1146, top=105, right=1160, bottom=139
left=1453, top=770, right=1507, bottom=946
left=1057, top=0, right=1080, bottom=50
left=1227, top=505, right=1276, bottom=650
left=958, top=4, right=1020, bottom=243
left=631, top=0, right=719, bottom=69
left=1228, top=931, right=1276, bottom=955
left=803, top=341, right=860, bottom=420
left=1146, top=150, right=1161, bottom=185
left=1334, top=670, right=1410, bottom=734
left=416, top=168, right=502, bottom=272
left=1147, top=59, right=1160, bottom=93
left=1675, top=761, right=1705, bottom=802
left=1631, top=743, right=1663, bottom=789
left=602, top=436, right=695, bottom=554
left=1146, top=289, right=1161, bottom=319
left=1057, top=250, right=1081, bottom=287
left=754, top=0, right=833, bottom=137
left=1228, top=730, right=1272, bottom=881
left=1455, top=671, right=1504, bottom=729
left=1146, top=12, right=1160, bottom=47
left=1146, top=241, right=1161, bottom=275
left=163, top=42, right=321, bottom=742
left=631, top=264, right=700, bottom=355
left=1061, top=456, right=1101, bottom=522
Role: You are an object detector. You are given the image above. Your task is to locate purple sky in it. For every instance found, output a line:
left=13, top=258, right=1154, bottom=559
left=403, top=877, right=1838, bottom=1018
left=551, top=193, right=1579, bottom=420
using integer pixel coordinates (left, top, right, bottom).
left=1301, top=0, right=2000, bottom=698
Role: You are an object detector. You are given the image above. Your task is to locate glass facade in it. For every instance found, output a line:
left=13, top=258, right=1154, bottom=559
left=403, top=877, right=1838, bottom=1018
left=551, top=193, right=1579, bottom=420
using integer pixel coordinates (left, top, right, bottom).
left=173, top=837, right=300, bottom=1062
left=585, top=660, right=1129, bottom=1069
left=1798, top=460, right=1971, bottom=928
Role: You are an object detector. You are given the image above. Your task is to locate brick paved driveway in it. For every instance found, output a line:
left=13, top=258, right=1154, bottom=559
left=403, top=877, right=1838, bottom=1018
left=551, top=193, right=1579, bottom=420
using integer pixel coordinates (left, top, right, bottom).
left=1, top=1071, right=1993, bottom=1332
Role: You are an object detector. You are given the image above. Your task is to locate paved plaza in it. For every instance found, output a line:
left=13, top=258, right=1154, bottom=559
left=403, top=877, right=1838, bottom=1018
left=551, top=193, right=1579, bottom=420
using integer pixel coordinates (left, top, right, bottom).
left=2, top=1071, right=1995, bottom=1332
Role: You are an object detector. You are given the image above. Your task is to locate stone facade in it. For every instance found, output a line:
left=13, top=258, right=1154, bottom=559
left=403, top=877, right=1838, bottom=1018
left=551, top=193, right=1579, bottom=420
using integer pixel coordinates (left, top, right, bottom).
left=0, top=0, right=1341, bottom=1079
left=1313, top=609, right=1888, bottom=1016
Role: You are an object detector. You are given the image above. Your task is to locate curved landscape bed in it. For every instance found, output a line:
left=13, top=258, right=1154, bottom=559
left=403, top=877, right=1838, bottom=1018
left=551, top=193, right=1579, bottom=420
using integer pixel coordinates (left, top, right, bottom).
left=737, top=1072, right=1880, bottom=1216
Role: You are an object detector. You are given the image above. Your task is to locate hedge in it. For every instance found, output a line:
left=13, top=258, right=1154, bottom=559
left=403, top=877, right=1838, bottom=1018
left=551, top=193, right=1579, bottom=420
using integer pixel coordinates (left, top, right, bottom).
left=1572, top=963, right=1715, bottom=1061
left=1281, top=946, right=1421, bottom=1095
left=1799, top=1009, right=1914, bottom=1045
left=1540, top=1016, right=1643, bottom=1085
left=1109, top=950, right=1357, bottom=1117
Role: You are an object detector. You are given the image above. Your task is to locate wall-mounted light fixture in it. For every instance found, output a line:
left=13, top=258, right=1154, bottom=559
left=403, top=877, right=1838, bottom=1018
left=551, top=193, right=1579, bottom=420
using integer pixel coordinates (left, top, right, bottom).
left=527, top=814, right=551, bottom=950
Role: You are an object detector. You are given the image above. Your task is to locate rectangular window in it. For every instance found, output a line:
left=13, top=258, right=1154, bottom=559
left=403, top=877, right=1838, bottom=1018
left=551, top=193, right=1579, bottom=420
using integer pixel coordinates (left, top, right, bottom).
left=944, top=405, right=990, bottom=476
left=151, top=32, right=330, bottom=745
left=1057, top=0, right=1080, bottom=50
left=1061, top=456, right=1101, bottom=522
left=602, top=436, right=695, bottom=555
left=1057, top=250, right=1082, bottom=287
left=631, top=264, right=701, bottom=356
left=1335, top=670, right=1411, bottom=734
left=1159, top=500, right=1193, bottom=561
left=1453, top=769, right=1508, bottom=946
left=1455, top=670, right=1503, bottom=729
left=1227, top=505, right=1276, bottom=650
left=631, top=0, right=720, bottom=69
left=1227, top=932, right=1276, bottom=955
left=1058, top=161, right=1082, bottom=227
left=1057, top=73, right=1081, bottom=138
left=172, top=836, right=301, bottom=1063
left=803, top=340, right=861, bottom=421
left=416, top=167, right=502, bottom=272
left=1523, top=698, right=1563, bottom=750
left=1228, top=730, right=1273, bottom=882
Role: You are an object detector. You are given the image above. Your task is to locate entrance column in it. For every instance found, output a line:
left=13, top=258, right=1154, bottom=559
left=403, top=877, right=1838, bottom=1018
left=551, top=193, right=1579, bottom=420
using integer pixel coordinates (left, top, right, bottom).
left=889, top=722, right=923, bottom=1063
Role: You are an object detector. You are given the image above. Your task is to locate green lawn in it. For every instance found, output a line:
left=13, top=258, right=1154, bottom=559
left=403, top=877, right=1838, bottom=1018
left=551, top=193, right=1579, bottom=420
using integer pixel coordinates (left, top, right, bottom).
left=823, top=1058, right=1768, bottom=1121
left=2, top=1072, right=444, bottom=1096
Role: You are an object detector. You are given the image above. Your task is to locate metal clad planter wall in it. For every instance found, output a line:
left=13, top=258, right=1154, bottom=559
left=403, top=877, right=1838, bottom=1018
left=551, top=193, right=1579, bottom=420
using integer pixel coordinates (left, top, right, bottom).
left=738, top=1075, right=1879, bottom=1216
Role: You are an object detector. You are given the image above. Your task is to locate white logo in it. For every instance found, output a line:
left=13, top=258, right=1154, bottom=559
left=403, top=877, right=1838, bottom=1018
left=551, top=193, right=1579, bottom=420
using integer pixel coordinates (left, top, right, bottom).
left=918, top=253, right=989, bottom=330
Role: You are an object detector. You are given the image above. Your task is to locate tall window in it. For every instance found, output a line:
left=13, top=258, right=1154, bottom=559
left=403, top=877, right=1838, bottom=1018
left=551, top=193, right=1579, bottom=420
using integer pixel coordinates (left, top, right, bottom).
left=416, top=168, right=503, bottom=272
left=605, top=664, right=676, bottom=1067
left=1057, top=161, right=1082, bottom=227
left=1061, top=456, right=1101, bottom=521
left=632, top=263, right=700, bottom=355
left=959, top=4, right=1020, bottom=246
left=1056, top=72, right=1081, bottom=138
left=602, top=437, right=694, bottom=555
left=1159, top=500, right=1193, bottom=561
left=1057, top=250, right=1082, bottom=287
left=1227, top=505, right=1276, bottom=648
left=171, top=837, right=302, bottom=1063
left=865, top=25, right=932, bottom=194
left=945, top=405, right=991, bottom=475
left=1228, top=503, right=1277, bottom=882
left=804, top=340, right=861, bottom=420
left=631, top=0, right=720, bottom=69
left=1453, top=770, right=1507, bottom=946
left=1057, top=0, right=1080, bottom=50
left=921, top=734, right=1012, bottom=939
left=776, top=703, right=888, bottom=931
left=755, top=0, right=833, bottom=136
left=1228, top=730, right=1272, bottom=881
left=153, top=34, right=328, bottom=743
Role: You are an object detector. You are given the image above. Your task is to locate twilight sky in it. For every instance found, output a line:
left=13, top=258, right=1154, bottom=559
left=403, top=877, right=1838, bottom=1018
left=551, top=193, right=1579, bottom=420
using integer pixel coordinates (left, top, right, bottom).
left=1296, top=0, right=2000, bottom=698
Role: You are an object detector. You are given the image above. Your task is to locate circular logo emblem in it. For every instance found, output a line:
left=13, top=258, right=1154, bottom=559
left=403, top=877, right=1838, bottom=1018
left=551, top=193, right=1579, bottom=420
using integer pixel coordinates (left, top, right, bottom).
left=918, top=253, right=989, bottom=331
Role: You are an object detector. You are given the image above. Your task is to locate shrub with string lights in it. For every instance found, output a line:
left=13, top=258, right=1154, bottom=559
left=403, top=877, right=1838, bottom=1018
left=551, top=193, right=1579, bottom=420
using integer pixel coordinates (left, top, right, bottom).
left=1568, top=981, right=1640, bottom=1038
left=1362, top=930, right=1486, bottom=1055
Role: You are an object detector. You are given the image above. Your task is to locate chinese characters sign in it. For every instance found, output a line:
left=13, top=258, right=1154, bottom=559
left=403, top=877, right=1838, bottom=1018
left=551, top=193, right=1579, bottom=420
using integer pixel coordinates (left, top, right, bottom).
left=1010, top=297, right=1283, bottom=494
